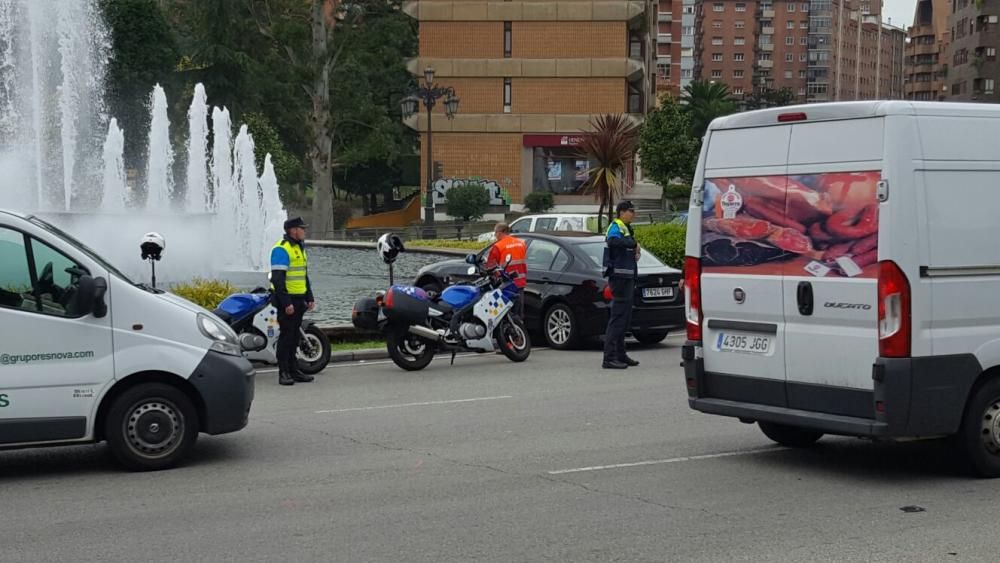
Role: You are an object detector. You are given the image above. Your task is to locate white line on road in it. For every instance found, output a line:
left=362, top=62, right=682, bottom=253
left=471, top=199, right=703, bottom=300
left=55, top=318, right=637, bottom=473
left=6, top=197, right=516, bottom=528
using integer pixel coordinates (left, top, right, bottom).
left=547, top=446, right=787, bottom=475
left=315, top=395, right=513, bottom=414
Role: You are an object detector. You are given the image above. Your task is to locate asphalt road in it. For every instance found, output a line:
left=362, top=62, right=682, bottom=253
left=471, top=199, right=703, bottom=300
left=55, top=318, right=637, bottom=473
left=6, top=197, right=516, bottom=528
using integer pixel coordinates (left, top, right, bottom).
left=3, top=338, right=1000, bottom=562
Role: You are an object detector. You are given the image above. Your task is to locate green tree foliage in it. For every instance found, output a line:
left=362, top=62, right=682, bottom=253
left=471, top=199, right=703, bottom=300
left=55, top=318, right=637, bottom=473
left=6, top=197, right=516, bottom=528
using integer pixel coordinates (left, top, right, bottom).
left=243, top=112, right=305, bottom=187
left=523, top=192, right=554, bottom=213
left=638, top=95, right=700, bottom=187
left=681, top=80, right=738, bottom=139
left=743, top=87, right=797, bottom=110
left=578, top=114, right=639, bottom=231
left=446, top=182, right=490, bottom=222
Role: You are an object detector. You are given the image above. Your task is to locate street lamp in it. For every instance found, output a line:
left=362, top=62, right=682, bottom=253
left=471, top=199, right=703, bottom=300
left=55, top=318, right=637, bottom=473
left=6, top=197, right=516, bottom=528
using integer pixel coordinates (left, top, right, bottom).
left=401, top=66, right=459, bottom=226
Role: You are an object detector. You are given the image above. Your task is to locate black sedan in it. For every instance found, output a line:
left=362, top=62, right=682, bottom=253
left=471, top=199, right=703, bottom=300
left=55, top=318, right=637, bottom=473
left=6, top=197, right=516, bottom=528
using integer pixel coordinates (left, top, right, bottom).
left=413, top=232, right=685, bottom=349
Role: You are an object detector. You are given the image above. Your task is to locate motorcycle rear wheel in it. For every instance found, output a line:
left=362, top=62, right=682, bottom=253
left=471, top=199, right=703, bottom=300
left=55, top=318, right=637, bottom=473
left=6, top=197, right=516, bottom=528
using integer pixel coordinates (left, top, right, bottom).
left=386, top=327, right=436, bottom=371
left=496, top=318, right=531, bottom=363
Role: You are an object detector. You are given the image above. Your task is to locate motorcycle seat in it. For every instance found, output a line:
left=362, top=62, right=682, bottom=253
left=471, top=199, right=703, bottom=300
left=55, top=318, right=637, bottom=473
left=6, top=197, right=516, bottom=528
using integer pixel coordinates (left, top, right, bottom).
left=430, top=301, right=453, bottom=313
left=213, top=309, right=233, bottom=323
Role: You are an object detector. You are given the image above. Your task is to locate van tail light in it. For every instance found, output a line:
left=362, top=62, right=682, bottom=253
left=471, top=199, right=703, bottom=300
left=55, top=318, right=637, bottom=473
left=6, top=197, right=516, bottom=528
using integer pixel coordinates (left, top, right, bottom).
left=778, top=112, right=807, bottom=122
left=684, top=256, right=703, bottom=341
left=878, top=260, right=911, bottom=358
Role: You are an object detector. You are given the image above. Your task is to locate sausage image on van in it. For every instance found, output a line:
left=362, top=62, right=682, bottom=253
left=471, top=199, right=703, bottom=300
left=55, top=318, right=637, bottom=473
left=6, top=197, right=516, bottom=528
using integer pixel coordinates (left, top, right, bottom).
left=681, top=102, right=1000, bottom=477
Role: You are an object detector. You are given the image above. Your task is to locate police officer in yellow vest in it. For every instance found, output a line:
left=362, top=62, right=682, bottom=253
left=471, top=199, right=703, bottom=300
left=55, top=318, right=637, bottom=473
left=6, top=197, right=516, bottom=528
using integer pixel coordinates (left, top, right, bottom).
left=602, top=201, right=641, bottom=370
left=270, top=217, right=316, bottom=386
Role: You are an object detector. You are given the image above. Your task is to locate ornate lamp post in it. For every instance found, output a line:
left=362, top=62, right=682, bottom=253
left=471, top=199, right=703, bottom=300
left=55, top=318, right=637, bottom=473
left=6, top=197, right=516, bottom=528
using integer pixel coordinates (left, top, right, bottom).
left=401, top=66, right=459, bottom=226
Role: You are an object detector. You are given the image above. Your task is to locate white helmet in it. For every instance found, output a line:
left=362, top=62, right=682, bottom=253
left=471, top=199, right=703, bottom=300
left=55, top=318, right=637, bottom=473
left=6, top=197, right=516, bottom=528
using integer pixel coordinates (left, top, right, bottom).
left=376, top=233, right=405, bottom=264
left=140, top=232, right=165, bottom=261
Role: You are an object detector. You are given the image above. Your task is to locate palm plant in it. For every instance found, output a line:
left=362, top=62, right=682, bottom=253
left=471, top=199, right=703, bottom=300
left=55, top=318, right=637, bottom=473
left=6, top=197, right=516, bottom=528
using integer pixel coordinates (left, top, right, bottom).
left=681, top=80, right=738, bottom=139
left=578, top=114, right=639, bottom=232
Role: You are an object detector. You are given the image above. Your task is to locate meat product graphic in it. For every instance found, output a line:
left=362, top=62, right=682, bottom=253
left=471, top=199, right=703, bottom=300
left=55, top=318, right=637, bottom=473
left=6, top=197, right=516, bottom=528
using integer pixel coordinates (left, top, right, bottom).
left=725, top=176, right=834, bottom=221
left=767, top=227, right=822, bottom=259
left=819, top=173, right=879, bottom=209
left=822, top=241, right=855, bottom=262
left=849, top=233, right=878, bottom=255
left=704, top=217, right=772, bottom=240
left=808, top=221, right=834, bottom=242
left=851, top=248, right=878, bottom=269
left=742, top=199, right=807, bottom=233
left=825, top=204, right=878, bottom=239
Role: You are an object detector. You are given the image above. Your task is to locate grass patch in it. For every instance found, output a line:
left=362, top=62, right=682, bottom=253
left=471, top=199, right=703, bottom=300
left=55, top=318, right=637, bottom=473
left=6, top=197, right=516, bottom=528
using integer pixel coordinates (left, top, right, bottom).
left=407, top=239, right=487, bottom=251
left=171, top=278, right=241, bottom=310
left=332, top=340, right=385, bottom=352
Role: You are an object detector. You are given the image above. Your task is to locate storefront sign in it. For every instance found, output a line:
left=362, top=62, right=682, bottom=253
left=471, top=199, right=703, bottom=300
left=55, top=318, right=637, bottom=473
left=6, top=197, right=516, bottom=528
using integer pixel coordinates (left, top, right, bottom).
left=522, top=134, right=587, bottom=148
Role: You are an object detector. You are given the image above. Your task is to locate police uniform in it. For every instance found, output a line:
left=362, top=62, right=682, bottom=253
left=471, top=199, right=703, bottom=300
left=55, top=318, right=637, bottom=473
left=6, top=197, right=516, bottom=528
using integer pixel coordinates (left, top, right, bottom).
left=270, top=217, right=315, bottom=385
left=602, top=203, right=640, bottom=369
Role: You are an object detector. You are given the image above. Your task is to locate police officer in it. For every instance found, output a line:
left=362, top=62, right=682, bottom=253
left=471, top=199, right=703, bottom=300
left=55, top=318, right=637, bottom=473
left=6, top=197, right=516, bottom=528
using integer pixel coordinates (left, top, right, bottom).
left=270, top=217, right=315, bottom=386
left=602, top=201, right=640, bottom=370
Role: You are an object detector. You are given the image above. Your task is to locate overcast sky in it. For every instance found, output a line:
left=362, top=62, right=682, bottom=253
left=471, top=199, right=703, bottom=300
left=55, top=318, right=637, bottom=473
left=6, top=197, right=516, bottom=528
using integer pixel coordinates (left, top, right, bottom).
left=882, top=0, right=918, bottom=29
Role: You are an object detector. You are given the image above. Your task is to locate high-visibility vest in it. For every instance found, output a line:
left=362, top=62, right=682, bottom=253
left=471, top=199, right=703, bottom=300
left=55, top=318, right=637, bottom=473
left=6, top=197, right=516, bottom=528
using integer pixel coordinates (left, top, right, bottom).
left=272, top=239, right=309, bottom=295
left=492, top=236, right=528, bottom=288
left=604, top=218, right=637, bottom=278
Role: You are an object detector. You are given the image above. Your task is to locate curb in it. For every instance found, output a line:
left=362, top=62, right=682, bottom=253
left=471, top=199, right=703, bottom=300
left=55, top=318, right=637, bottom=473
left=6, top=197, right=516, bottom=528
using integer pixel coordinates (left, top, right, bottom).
left=307, top=239, right=473, bottom=256
left=331, top=348, right=388, bottom=363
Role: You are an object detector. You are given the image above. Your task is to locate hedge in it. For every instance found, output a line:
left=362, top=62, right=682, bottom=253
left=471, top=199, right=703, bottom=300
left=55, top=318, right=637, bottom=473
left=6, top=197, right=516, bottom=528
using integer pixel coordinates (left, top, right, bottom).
left=171, top=278, right=240, bottom=310
left=407, top=239, right=487, bottom=251
left=634, top=223, right=686, bottom=270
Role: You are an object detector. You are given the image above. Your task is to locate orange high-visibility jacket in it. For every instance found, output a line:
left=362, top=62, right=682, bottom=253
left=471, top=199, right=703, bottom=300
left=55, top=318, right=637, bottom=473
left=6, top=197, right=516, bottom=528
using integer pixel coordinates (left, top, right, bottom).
left=488, top=236, right=528, bottom=288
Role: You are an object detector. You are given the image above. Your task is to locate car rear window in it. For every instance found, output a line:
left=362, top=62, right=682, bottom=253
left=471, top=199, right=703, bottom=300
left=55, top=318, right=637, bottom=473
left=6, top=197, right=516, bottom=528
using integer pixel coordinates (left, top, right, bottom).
left=577, top=242, right=667, bottom=270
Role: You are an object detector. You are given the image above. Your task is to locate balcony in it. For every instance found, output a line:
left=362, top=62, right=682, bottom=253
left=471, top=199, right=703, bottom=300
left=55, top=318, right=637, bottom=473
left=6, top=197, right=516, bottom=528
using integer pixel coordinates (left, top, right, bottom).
left=657, top=33, right=673, bottom=43
left=762, top=9, right=775, bottom=18
left=658, top=11, right=672, bottom=22
left=761, top=26, right=775, bottom=35
left=759, top=43, right=774, bottom=52
left=757, top=59, right=774, bottom=68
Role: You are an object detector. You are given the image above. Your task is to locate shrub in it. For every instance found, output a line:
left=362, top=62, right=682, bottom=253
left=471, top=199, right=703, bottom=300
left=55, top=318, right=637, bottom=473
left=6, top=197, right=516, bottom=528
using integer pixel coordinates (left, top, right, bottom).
left=523, top=191, right=554, bottom=213
left=333, top=200, right=354, bottom=229
left=445, top=181, right=490, bottom=222
left=407, top=239, right=487, bottom=251
left=634, top=223, right=686, bottom=270
left=664, top=183, right=692, bottom=201
left=171, top=278, right=241, bottom=310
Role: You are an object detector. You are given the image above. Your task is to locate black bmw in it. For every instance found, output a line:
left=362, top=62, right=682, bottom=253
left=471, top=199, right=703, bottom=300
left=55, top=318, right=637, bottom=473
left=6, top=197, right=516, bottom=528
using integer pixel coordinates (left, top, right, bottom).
left=413, top=232, right=685, bottom=349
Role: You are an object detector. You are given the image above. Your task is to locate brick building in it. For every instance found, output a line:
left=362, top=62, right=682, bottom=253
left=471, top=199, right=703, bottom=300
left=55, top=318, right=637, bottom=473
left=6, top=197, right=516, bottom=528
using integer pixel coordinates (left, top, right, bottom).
left=944, top=0, right=1000, bottom=102
left=905, top=0, right=950, bottom=101
left=655, top=0, right=696, bottom=100
left=403, top=0, right=657, bottom=216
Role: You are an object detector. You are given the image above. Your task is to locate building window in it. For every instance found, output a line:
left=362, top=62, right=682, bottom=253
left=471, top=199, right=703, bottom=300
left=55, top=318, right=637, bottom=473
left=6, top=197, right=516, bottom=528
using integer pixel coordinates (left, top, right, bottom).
left=734, top=70, right=744, bottom=78
left=712, top=36, right=723, bottom=45
left=681, top=68, right=693, bottom=79
left=988, top=47, right=998, bottom=59
left=504, top=22, right=512, bottom=58
left=735, top=37, right=746, bottom=46
left=787, top=21, right=795, bottom=29
left=736, top=2, right=746, bottom=12
left=785, top=70, right=793, bottom=79
left=713, top=20, right=722, bottom=29
left=788, top=3, right=796, bottom=11
left=712, top=69, right=723, bottom=78
left=712, top=52, right=723, bottom=62
left=800, top=53, right=807, bottom=62
left=735, top=20, right=746, bottom=29
left=786, top=36, right=794, bottom=45
left=503, top=78, right=512, bottom=113
left=683, top=5, right=694, bottom=14
left=681, top=47, right=694, bottom=58
left=802, top=2, right=809, bottom=12
left=734, top=53, right=745, bottom=62
left=628, top=82, right=643, bottom=113
left=799, top=70, right=807, bottom=79
left=759, top=52, right=772, bottom=61
left=683, top=26, right=695, bottom=36
left=531, top=148, right=592, bottom=195
left=799, top=87, right=806, bottom=96
left=733, top=87, right=744, bottom=95
left=786, top=53, right=794, bottom=62
left=800, top=37, right=808, bottom=45
left=801, top=21, right=808, bottom=29
left=713, top=2, right=724, bottom=12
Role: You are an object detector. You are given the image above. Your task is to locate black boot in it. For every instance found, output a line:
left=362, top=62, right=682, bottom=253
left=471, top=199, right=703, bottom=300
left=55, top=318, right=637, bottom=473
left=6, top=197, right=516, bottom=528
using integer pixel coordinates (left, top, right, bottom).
left=290, top=365, right=314, bottom=383
left=278, top=366, right=295, bottom=386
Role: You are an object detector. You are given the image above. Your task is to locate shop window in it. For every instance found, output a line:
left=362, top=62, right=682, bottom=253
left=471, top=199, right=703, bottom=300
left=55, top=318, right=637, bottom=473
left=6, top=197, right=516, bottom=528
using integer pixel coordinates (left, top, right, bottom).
left=531, top=148, right=593, bottom=195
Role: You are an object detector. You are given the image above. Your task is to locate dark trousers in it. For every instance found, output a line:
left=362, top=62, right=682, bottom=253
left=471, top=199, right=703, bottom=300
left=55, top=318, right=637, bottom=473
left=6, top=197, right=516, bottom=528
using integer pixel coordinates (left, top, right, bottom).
left=277, top=298, right=307, bottom=371
left=603, top=276, right=635, bottom=363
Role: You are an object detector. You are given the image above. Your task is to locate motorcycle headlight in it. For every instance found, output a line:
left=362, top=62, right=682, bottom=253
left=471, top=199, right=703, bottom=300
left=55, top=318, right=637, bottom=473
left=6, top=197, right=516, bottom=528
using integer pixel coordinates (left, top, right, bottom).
left=197, top=313, right=241, bottom=356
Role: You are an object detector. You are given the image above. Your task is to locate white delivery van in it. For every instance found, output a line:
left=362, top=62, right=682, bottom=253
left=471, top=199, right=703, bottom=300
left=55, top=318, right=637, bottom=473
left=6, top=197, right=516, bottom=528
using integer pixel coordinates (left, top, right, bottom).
left=0, top=209, right=254, bottom=471
left=682, top=101, right=1000, bottom=477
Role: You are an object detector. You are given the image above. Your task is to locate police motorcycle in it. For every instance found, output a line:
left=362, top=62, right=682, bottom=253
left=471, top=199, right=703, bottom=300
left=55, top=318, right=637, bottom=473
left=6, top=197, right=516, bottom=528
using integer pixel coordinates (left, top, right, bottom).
left=213, top=287, right=332, bottom=374
left=352, top=233, right=531, bottom=371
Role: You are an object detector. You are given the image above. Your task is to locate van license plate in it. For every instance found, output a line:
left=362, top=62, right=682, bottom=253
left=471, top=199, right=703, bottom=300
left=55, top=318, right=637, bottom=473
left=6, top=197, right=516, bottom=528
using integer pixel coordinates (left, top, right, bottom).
left=715, top=333, right=773, bottom=355
left=643, top=286, right=674, bottom=298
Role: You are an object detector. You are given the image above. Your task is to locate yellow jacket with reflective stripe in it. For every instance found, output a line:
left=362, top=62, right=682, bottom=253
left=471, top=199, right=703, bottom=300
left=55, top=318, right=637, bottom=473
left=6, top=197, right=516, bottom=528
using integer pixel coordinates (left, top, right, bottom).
left=271, top=239, right=309, bottom=295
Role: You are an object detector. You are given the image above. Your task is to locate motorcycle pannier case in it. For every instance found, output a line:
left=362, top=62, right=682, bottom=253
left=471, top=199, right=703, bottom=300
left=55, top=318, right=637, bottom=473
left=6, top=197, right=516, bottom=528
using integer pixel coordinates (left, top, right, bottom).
left=351, top=296, right=380, bottom=330
left=383, top=286, right=430, bottom=324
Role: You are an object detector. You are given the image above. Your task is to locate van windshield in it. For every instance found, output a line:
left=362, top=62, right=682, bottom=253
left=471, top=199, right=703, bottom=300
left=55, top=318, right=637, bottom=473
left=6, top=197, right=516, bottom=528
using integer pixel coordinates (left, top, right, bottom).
left=27, top=215, right=136, bottom=285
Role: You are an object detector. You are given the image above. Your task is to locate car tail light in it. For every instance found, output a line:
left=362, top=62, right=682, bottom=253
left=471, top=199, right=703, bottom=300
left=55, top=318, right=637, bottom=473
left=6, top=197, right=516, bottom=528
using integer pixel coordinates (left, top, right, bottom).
left=602, top=284, right=613, bottom=301
left=878, top=260, right=910, bottom=358
left=684, top=256, right=703, bottom=341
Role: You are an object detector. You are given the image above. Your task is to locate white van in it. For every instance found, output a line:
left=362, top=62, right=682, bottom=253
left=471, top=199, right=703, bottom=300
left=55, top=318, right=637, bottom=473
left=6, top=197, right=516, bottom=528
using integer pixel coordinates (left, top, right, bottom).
left=0, top=209, right=254, bottom=471
left=682, top=102, right=1000, bottom=476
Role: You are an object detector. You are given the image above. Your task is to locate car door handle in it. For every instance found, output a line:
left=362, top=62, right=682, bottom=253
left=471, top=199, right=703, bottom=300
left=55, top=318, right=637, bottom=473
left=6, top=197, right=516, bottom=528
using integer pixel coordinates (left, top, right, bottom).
left=797, top=281, right=813, bottom=316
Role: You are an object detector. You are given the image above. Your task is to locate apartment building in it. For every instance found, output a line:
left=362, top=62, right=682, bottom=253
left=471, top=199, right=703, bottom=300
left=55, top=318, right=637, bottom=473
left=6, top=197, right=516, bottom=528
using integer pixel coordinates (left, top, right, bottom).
left=945, top=0, right=1000, bottom=102
left=905, top=0, right=950, bottom=101
left=655, top=0, right=697, bottom=100
left=403, top=0, right=657, bottom=215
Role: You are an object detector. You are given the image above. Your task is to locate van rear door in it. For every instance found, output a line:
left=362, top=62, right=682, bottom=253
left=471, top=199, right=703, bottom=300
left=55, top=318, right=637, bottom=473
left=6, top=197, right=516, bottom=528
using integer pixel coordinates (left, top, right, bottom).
left=699, top=125, right=793, bottom=408
left=781, top=118, right=884, bottom=418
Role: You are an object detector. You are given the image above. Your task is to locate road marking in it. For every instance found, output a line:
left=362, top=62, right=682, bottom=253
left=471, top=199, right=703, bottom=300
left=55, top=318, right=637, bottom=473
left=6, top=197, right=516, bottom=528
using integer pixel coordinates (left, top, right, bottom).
left=315, top=395, right=513, bottom=414
left=547, top=446, right=786, bottom=475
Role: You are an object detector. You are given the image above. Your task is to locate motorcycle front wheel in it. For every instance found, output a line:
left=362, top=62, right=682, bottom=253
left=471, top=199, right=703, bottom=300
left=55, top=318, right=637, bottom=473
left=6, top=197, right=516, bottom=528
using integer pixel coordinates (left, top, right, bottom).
left=386, top=327, right=436, bottom=371
left=296, top=324, right=332, bottom=375
left=495, top=317, right=531, bottom=363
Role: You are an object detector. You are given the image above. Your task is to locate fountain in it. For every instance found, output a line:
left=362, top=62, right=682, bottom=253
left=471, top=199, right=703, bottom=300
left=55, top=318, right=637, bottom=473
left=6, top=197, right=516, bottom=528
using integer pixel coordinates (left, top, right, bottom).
left=0, top=0, right=287, bottom=282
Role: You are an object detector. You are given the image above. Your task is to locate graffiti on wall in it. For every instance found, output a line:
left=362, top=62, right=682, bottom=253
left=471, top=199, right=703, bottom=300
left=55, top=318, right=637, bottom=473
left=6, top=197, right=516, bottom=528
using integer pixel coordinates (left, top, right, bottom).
left=430, top=177, right=512, bottom=206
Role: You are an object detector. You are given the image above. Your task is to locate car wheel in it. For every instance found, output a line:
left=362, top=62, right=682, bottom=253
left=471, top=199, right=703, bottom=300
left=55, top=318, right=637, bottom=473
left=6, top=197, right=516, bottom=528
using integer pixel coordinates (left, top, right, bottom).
left=104, top=383, right=199, bottom=472
left=635, top=331, right=669, bottom=345
left=758, top=422, right=823, bottom=448
left=543, top=303, right=578, bottom=350
left=958, top=377, right=1000, bottom=478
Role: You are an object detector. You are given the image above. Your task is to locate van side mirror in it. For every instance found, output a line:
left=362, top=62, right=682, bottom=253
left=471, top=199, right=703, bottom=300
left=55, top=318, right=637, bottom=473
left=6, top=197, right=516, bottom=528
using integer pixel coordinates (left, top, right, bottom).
left=71, top=275, right=96, bottom=317
left=93, top=277, right=108, bottom=318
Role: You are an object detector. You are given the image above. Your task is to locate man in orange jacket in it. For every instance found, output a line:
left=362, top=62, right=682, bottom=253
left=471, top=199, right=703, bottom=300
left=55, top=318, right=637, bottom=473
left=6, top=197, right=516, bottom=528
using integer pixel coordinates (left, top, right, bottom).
left=486, top=222, right=527, bottom=320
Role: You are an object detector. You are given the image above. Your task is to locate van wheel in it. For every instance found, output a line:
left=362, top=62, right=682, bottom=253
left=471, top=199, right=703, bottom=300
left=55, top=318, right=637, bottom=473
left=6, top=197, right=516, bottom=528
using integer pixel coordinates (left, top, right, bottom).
left=958, top=377, right=1000, bottom=478
left=758, top=422, right=823, bottom=448
left=105, top=383, right=199, bottom=471
left=543, top=303, right=578, bottom=350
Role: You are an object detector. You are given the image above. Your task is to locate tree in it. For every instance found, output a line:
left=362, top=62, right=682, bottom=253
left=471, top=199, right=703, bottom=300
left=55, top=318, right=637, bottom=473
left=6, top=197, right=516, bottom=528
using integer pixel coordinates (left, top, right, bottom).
left=578, top=114, right=639, bottom=232
left=638, top=95, right=700, bottom=187
left=445, top=182, right=490, bottom=222
left=744, top=87, right=796, bottom=110
left=681, top=80, right=738, bottom=139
